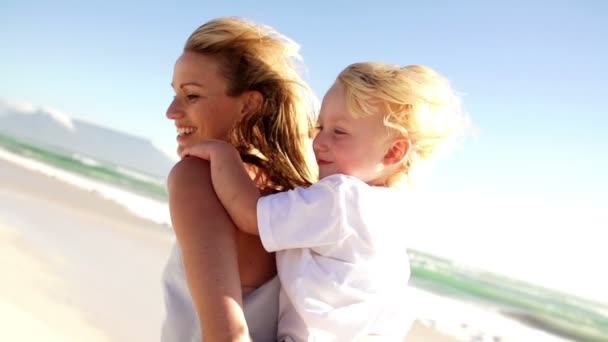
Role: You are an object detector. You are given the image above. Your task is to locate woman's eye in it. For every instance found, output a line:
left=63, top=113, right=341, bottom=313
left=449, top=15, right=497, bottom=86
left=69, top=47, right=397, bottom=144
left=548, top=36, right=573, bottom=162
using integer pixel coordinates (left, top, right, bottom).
left=333, top=129, right=346, bottom=135
left=186, top=94, right=199, bottom=101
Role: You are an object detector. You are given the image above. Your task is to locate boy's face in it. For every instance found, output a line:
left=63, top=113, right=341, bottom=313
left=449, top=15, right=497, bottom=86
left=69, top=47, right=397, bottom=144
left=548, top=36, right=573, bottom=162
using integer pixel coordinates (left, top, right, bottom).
left=313, top=82, right=395, bottom=185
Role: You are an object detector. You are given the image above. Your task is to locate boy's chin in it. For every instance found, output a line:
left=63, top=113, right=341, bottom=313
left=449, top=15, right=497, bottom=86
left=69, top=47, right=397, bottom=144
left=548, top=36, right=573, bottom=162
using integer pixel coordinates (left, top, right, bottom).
left=318, top=171, right=336, bottom=179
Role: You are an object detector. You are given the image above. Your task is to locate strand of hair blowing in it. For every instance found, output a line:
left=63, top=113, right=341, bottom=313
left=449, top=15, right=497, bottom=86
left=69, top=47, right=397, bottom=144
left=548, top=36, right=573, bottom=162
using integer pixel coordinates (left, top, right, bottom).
left=231, top=81, right=315, bottom=192
left=186, top=17, right=317, bottom=191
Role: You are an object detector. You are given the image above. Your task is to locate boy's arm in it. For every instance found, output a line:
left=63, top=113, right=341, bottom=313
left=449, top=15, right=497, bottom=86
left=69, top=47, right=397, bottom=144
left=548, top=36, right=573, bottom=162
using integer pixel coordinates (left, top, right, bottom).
left=181, top=140, right=261, bottom=235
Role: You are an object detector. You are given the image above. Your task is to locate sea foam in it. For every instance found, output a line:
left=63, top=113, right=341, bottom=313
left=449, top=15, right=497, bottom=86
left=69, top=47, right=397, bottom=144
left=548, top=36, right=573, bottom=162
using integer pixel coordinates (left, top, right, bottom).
left=0, top=148, right=171, bottom=227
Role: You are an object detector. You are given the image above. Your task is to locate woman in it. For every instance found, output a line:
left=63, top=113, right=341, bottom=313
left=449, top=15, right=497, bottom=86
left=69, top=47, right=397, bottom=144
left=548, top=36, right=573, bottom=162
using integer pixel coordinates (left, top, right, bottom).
left=161, top=17, right=317, bottom=342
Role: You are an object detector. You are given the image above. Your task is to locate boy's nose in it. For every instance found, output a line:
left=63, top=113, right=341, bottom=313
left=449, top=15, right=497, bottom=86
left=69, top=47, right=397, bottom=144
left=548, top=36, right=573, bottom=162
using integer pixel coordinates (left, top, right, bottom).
left=312, top=132, right=328, bottom=152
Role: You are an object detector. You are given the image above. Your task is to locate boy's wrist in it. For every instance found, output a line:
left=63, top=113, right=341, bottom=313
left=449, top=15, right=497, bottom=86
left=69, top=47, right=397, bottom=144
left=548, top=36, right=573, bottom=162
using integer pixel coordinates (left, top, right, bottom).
left=207, top=140, right=237, bottom=160
left=216, top=141, right=241, bottom=163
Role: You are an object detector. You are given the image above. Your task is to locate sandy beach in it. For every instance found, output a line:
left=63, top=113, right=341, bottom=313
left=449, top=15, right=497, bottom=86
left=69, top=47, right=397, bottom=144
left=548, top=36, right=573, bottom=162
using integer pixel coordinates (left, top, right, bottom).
left=0, top=158, right=173, bottom=341
left=1, top=154, right=567, bottom=342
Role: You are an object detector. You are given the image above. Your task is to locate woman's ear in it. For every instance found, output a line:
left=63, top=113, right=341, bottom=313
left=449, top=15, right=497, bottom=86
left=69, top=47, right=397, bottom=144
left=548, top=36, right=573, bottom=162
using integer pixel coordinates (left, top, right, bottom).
left=241, top=90, right=263, bottom=115
left=383, top=138, right=410, bottom=166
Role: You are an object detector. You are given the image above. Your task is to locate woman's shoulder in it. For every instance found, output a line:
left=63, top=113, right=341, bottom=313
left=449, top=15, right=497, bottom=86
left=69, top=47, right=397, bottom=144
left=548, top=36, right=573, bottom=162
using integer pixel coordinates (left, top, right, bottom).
left=167, top=156, right=275, bottom=195
left=167, top=156, right=212, bottom=191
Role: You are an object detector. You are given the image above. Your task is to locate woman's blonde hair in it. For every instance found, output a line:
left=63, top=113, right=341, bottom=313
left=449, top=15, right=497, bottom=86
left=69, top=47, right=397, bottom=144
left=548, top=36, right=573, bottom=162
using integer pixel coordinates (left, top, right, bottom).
left=185, top=17, right=317, bottom=190
left=337, top=62, right=467, bottom=186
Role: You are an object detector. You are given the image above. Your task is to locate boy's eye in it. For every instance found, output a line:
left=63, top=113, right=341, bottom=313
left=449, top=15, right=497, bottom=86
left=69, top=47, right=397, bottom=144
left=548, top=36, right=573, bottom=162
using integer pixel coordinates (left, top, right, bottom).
left=186, top=94, right=199, bottom=101
left=333, top=129, right=346, bottom=135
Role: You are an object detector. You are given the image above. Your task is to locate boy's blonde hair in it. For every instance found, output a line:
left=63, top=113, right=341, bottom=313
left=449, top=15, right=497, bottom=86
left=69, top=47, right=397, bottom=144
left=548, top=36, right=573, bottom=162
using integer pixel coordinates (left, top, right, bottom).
left=337, top=62, right=467, bottom=186
left=185, top=17, right=317, bottom=191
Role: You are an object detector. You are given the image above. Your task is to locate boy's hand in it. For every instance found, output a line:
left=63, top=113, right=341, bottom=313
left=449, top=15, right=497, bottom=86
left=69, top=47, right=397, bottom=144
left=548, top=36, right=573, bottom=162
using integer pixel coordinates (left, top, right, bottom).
left=178, top=139, right=259, bottom=236
left=179, top=140, right=234, bottom=160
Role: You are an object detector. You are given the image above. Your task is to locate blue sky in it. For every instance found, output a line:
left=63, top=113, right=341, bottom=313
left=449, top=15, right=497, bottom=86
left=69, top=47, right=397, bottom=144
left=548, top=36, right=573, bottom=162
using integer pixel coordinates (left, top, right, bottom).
left=2, top=1, right=608, bottom=295
left=3, top=0, right=605, bottom=199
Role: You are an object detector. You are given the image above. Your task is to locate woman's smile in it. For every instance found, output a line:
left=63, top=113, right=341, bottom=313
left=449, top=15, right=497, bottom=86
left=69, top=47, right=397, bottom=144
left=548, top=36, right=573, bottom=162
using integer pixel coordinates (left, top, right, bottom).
left=175, top=125, right=198, bottom=144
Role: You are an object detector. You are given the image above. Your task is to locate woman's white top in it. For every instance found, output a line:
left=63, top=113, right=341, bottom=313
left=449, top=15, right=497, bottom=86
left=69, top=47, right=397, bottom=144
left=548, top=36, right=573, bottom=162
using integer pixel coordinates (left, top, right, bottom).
left=161, top=243, right=280, bottom=342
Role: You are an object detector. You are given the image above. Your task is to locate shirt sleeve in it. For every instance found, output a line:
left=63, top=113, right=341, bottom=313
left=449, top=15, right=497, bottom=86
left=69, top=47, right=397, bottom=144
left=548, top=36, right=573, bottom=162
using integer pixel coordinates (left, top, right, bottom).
left=257, top=175, right=355, bottom=252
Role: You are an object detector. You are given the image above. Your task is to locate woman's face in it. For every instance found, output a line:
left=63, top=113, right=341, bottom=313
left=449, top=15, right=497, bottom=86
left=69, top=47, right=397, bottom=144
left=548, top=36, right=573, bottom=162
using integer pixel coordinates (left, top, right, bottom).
left=166, top=52, right=247, bottom=156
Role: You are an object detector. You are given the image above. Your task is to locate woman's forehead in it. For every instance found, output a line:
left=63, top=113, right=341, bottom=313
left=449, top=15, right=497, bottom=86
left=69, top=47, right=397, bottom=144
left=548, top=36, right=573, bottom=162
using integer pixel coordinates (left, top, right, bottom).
left=172, top=52, right=227, bottom=89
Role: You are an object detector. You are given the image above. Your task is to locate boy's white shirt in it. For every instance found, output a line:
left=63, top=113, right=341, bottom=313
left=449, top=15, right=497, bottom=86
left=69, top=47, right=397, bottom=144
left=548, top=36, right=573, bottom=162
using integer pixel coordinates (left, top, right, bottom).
left=257, top=174, right=412, bottom=341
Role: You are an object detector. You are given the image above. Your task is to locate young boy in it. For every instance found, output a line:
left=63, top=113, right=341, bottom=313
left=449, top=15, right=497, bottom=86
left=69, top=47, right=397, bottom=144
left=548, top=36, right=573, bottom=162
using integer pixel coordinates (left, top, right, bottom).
left=181, top=62, right=466, bottom=341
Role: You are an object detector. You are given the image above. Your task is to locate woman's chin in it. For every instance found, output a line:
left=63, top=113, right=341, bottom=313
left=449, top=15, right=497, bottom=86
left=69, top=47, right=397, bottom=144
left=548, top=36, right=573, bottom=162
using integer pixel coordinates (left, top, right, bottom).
left=176, top=145, right=185, bottom=159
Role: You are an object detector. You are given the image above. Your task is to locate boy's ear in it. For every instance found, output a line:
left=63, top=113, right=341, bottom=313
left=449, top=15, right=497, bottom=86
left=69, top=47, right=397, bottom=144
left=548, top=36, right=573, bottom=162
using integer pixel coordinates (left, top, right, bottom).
left=241, top=90, right=263, bottom=115
left=383, top=138, right=410, bottom=166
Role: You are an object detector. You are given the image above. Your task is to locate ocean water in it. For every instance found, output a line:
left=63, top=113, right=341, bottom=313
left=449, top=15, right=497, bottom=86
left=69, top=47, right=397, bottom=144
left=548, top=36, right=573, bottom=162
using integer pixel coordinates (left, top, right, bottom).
left=409, top=252, right=608, bottom=341
left=0, top=133, right=170, bottom=225
left=0, top=133, right=167, bottom=201
left=1, top=132, right=607, bottom=341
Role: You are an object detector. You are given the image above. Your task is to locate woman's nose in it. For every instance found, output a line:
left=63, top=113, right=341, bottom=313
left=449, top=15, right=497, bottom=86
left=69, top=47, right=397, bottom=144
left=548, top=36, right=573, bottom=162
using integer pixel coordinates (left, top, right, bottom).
left=165, top=98, right=183, bottom=120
